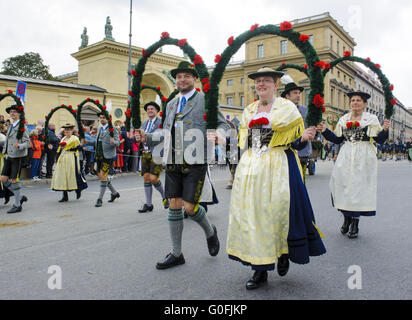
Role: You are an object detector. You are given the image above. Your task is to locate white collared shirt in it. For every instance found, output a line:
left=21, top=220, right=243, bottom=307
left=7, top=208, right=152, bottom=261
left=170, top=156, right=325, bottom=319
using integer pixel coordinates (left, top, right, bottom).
left=177, top=88, right=196, bottom=110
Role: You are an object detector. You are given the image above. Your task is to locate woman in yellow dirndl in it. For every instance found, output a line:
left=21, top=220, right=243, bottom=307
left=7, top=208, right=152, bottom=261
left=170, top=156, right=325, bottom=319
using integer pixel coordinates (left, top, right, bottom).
left=51, top=123, right=87, bottom=202
left=226, top=67, right=326, bottom=290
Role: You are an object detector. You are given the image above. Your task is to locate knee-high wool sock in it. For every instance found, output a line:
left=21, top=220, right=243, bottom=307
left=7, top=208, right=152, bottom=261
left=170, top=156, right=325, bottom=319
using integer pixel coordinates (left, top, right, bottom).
left=168, top=208, right=184, bottom=257
left=99, top=181, right=108, bottom=200
left=153, top=181, right=165, bottom=199
left=188, top=205, right=214, bottom=238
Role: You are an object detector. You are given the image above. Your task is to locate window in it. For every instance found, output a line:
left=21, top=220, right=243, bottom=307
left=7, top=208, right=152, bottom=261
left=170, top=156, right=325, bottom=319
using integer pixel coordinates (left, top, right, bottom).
left=344, top=74, right=347, bottom=82
left=338, top=71, right=341, bottom=78
left=330, top=35, right=333, bottom=49
left=309, top=35, right=314, bottom=45
left=241, top=96, right=245, bottom=107
left=331, top=88, right=335, bottom=106
left=281, top=40, right=288, bottom=55
left=240, top=78, right=244, bottom=84
left=258, top=45, right=264, bottom=58
left=337, top=40, right=340, bottom=53
left=227, top=79, right=233, bottom=86
left=227, top=97, right=233, bottom=105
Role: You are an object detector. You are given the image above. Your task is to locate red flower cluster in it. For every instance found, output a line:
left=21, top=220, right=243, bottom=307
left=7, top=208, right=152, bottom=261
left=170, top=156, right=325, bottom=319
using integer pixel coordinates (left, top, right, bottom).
left=227, top=36, right=234, bottom=46
left=68, top=105, right=72, bottom=109
left=161, top=96, right=168, bottom=102
left=61, top=104, right=65, bottom=107
left=343, top=51, right=352, bottom=57
left=389, top=84, right=394, bottom=91
left=102, top=106, right=107, bottom=110
left=95, top=100, right=100, bottom=104
left=158, top=124, right=162, bottom=128
left=86, top=97, right=90, bottom=101
left=8, top=90, right=13, bottom=94
left=156, top=86, right=161, bottom=91
left=193, top=54, right=204, bottom=65
left=19, top=128, right=25, bottom=133
left=390, top=99, right=397, bottom=106
left=250, top=24, right=259, bottom=31
left=128, top=90, right=134, bottom=97
left=322, top=106, right=326, bottom=113
left=303, top=64, right=308, bottom=70
left=141, top=83, right=146, bottom=88
left=109, top=128, right=114, bottom=133
left=203, top=83, right=210, bottom=93
left=125, top=109, right=132, bottom=118
left=366, top=57, right=371, bottom=62
left=313, top=94, right=324, bottom=108
left=203, top=113, right=207, bottom=121
left=59, top=141, right=67, bottom=146
left=72, top=110, right=77, bottom=114
left=160, top=32, right=169, bottom=39
left=346, top=121, right=360, bottom=129
left=196, top=88, right=201, bottom=92
left=178, top=39, right=187, bottom=48
left=374, top=64, right=381, bottom=69
left=249, top=117, right=269, bottom=128
left=201, top=78, right=209, bottom=85
left=131, top=69, right=137, bottom=77
left=324, top=63, right=331, bottom=70
left=314, top=61, right=326, bottom=69
left=282, top=62, right=286, bottom=66
left=142, top=49, right=146, bottom=57
left=214, top=55, right=222, bottom=63
left=280, top=21, right=293, bottom=31
left=18, top=106, right=24, bottom=111
left=159, top=111, right=163, bottom=117
left=299, top=34, right=310, bottom=43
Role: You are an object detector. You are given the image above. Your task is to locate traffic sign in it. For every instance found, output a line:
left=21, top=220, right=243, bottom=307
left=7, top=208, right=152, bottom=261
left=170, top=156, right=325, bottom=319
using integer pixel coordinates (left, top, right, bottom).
left=16, top=81, right=27, bottom=105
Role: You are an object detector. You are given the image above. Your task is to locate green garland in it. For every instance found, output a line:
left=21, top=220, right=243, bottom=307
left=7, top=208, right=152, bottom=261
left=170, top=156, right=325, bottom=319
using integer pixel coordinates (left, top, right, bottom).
left=322, top=55, right=395, bottom=119
left=44, top=104, right=82, bottom=145
left=0, top=90, right=27, bottom=140
left=76, top=98, right=114, bottom=138
left=275, top=63, right=309, bottom=76
left=129, top=34, right=210, bottom=131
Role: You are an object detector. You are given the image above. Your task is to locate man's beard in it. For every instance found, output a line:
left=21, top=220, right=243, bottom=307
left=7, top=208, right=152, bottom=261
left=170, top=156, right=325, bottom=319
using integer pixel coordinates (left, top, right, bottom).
left=178, top=84, right=194, bottom=94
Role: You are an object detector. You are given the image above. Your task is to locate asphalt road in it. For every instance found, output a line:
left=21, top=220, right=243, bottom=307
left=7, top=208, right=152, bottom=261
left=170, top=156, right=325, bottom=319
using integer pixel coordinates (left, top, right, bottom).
left=0, top=160, right=411, bottom=300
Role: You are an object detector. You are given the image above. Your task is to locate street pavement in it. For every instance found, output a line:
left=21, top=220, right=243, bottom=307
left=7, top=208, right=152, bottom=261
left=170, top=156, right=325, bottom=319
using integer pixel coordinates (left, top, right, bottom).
left=0, top=160, right=411, bottom=300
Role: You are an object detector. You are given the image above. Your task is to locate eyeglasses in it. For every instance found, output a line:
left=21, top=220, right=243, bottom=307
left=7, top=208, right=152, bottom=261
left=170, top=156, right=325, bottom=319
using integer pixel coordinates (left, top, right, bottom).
left=254, top=79, right=274, bottom=85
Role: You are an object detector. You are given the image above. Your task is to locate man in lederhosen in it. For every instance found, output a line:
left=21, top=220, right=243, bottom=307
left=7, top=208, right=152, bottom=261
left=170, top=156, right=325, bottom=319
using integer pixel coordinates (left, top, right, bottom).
left=137, top=101, right=169, bottom=213
left=0, top=105, right=29, bottom=213
left=135, top=61, right=230, bottom=269
left=86, top=113, right=120, bottom=207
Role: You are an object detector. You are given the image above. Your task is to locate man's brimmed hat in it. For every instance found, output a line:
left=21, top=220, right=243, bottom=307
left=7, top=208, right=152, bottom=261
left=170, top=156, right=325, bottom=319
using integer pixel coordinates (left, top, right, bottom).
left=171, top=61, right=198, bottom=79
left=347, top=91, right=371, bottom=101
left=61, top=123, right=76, bottom=129
left=281, top=82, right=304, bottom=98
left=5, top=104, right=23, bottom=114
left=144, top=101, right=160, bottom=112
left=248, top=66, right=284, bottom=80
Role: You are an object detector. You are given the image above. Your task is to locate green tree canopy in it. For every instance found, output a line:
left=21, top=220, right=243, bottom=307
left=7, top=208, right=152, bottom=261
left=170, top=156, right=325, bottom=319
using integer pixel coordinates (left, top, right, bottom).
left=1, top=52, right=56, bottom=80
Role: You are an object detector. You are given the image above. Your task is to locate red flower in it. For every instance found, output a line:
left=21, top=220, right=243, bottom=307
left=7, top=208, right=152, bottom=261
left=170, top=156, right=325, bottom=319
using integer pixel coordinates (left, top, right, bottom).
left=203, top=113, right=207, bottom=121
left=346, top=122, right=353, bottom=129
left=128, top=90, right=134, bottom=97
left=161, top=96, right=168, bottom=102
left=61, top=104, right=65, bottom=107
left=203, top=83, right=211, bottom=93
left=201, top=78, right=210, bottom=85
left=374, top=64, right=381, bottom=69
left=250, top=23, right=259, bottom=31
left=313, top=94, right=324, bottom=108
left=86, top=97, right=90, bottom=101
left=282, top=62, right=286, bottom=66
left=193, top=54, right=204, bottom=65
left=160, top=31, right=169, bottom=39
left=325, top=63, right=331, bottom=70
left=355, top=121, right=360, bottom=128
left=158, top=124, right=162, bottom=128
left=390, top=99, right=397, bottom=106
left=59, top=141, right=67, bottom=146
left=156, top=86, right=161, bottom=91
left=178, top=39, right=187, bottom=48
left=344, top=51, right=352, bottom=57
left=249, top=120, right=256, bottom=128
left=299, top=34, right=310, bottom=43
left=389, top=84, right=394, bottom=91
left=125, top=109, right=132, bottom=118
left=366, top=57, right=371, bottom=62
left=196, top=88, right=201, bottom=92
left=102, top=106, right=107, bottom=110
left=190, top=64, right=195, bottom=68
left=18, top=106, right=24, bottom=111
left=142, top=49, right=146, bottom=57
left=109, top=128, right=114, bottom=133
left=159, top=111, right=163, bottom=117
left=314, top=61, right=325, bottom=69
left=280, top=21, right=293, bottom=31
left=303, top=64, right=308, bottom=70
left=8, top=90, right=13, bottom=93
left=322, top=106, right=326, bottom=113
left=227, top=36, right=234, bottom=46
left=45, top=115, right=48, bottom=119
left=131, top=69, right=137, bottom=76
left=214, top=54, right=222, bottom=63
left=68, top=105, right=72, bottom=109
left=95, top=100, right=100, bottom=104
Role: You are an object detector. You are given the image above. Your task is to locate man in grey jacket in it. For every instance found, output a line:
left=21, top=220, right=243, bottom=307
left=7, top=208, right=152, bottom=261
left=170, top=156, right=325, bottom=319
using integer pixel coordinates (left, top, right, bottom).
left=135, top=61, right=229, bottom=270
left=86, top=113, right=120, bottom=207
left=0, top=105, right=29, bottom=213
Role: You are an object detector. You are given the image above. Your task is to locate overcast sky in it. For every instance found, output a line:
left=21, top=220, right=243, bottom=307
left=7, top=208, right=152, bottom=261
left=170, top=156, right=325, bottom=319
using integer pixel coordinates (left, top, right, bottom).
left=1, top=0, right=410, bottom=106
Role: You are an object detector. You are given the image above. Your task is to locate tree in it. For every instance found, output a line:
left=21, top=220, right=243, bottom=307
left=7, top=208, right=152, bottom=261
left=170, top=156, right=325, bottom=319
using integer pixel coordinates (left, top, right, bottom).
left=1, top=52, right=56, bottom=80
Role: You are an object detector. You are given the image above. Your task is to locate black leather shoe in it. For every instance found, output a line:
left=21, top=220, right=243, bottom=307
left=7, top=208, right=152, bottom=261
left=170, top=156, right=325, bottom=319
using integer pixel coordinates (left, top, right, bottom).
left=59, top=192, right=68, bottom=202
left=341, top=216, right=352, bottom=234
left=156, top=253, right=185, bottom=270
left=277, top=254, right=290, bottom=277
left=246, top=270, right=268, bottom=290
left=163, top=198, right=169, bottom=209
left=108, top=192, right=120, bottom=203
left=76, top=190, right=82, bottom=200
left=20, top=195, right=28, bottom=206
left=7, top=205, right=22, bottom=214
left=348, top=219, right=359, bottom=239
left=138, top=203, right=153, bottom=213
left=206, top=225, right=220, bottom=256
left=4, top=195, right=10, bottom=205
left=184, top=212, right=188, bottom=219
left=95, top=199, right=103, bottom=207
